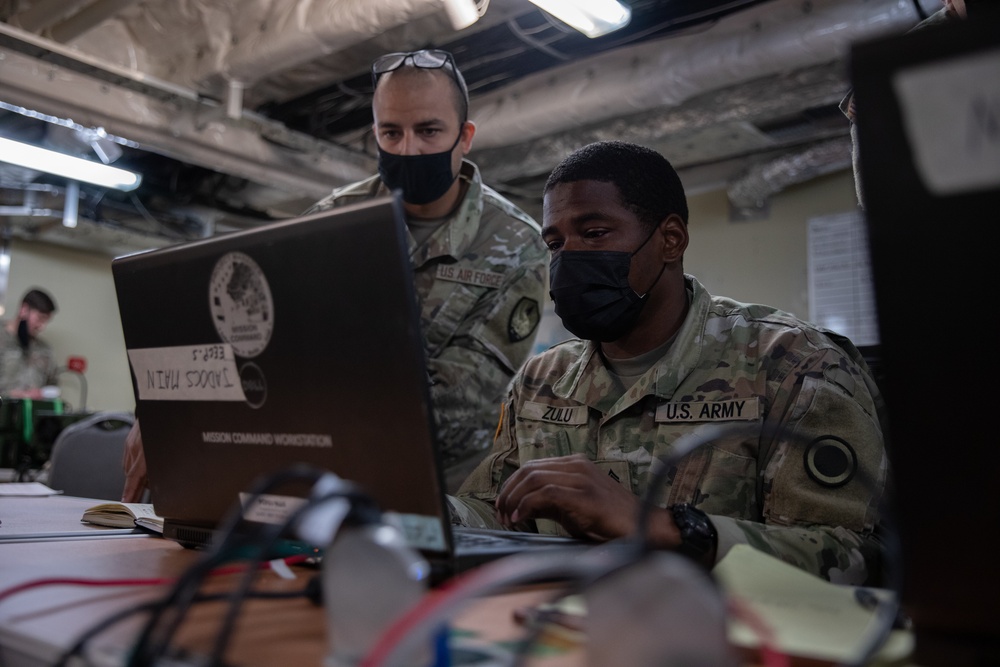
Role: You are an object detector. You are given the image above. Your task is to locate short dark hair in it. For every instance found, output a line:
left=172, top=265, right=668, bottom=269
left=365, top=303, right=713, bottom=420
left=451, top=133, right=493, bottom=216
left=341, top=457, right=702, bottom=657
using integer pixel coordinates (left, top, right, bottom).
left=544, top=141, right=689, bottom=230
left=374, top=58, right=470, bottom=125
left=21, top=288, right=56, bottom=315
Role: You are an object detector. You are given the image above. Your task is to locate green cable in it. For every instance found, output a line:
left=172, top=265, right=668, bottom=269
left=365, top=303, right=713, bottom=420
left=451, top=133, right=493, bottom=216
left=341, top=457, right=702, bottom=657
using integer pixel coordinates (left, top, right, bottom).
left=21, top=398, right=33, bottom=445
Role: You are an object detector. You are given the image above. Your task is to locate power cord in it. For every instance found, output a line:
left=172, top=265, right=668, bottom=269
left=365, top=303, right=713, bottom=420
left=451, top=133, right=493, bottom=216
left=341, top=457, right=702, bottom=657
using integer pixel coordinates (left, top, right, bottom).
left=206, top=482, right=379, bottom=665
left=125, top=463, right=377, bottom=667
left=51, top=588, right=312, bottom=667
left=636, top=421, right=903, bottom=667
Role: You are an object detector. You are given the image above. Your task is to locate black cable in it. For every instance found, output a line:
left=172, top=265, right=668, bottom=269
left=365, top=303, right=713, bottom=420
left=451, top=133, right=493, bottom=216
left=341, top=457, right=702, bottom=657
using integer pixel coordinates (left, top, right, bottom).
left=635, top=422, right=751, bottom=548
left=125, top=464, right=335, bottom=666
left=635, top=421, right=904, bottom=667
left=911, top=0, right=929, bottom=21
left=465, top=420, right=902, bottom=666
left=128, top=464, right=379, bottom=667
left=56, top=598, right=164, bottom=667
left=53, top=588, right=311, bottom=667
left=206, top=484, right=379, bottom=665
left=508, top=544, right=645, bottom=667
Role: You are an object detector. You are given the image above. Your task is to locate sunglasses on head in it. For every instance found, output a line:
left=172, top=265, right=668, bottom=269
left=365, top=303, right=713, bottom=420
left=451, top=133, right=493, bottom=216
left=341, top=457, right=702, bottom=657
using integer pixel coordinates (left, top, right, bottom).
left=370, top=49, right=458, bottom=89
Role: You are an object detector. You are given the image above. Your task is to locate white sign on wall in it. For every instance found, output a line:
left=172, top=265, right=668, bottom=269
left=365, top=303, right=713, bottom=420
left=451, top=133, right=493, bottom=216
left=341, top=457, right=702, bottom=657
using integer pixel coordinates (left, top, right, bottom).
left=807, top=211, right=879, bottom=347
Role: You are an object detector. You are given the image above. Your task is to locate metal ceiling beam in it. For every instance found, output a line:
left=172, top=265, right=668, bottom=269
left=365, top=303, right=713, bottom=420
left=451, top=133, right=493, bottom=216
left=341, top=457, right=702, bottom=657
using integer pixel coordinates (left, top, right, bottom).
left=473, top=62, right=851, bottom=185
left=468, top=0, right=923, bottom=151
left=0, top=23, right=373, bottom=202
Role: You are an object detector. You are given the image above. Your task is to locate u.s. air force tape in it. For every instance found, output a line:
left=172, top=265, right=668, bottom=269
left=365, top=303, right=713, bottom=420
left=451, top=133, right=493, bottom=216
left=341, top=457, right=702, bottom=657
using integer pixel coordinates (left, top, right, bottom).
left=803, top=436, right=858, bottom=488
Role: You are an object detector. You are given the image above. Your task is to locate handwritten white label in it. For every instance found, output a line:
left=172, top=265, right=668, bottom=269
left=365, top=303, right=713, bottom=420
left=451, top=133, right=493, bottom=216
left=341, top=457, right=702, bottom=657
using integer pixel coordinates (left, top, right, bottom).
left=893, top=48, right=1000, bottom=195
left=128, top=344, right=247, bottom=402
left=240, top=493, right=307, bottom=525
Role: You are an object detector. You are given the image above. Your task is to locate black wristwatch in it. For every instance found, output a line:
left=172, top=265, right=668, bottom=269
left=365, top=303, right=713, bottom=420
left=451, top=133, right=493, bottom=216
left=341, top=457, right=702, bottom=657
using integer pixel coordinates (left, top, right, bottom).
left=669, top=503, right=718, bottom=565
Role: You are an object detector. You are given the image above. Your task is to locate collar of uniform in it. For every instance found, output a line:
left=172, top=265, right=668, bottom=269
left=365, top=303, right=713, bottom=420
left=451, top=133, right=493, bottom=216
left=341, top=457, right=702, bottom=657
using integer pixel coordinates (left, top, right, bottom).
left=550, top=275, right=713, bottom=417
left=408, top=159, right=485, bottom=268
left=651, top=275, right=713, bottom=397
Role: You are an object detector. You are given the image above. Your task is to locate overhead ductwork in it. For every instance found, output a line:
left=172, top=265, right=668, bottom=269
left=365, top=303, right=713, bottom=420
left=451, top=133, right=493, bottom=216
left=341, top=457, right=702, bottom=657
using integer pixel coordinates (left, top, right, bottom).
left=468, top=0, right=932, bottom=150
left=726, top=135, right=854, bottom=210
left=53, top=0, right=477, bottom=104
left=0, top=0, right=944, bottom=255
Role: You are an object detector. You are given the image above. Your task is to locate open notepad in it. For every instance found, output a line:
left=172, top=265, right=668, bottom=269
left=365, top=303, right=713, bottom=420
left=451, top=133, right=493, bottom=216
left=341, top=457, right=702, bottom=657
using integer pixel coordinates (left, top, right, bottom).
left=81, top=502, right=165, bottom=533
left=513, top=545, right=912, bottom=665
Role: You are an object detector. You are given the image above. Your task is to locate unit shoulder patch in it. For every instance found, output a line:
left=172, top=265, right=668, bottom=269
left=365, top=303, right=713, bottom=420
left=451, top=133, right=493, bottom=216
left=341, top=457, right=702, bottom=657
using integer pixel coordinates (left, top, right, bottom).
left=508, top=297, right=540, bottom=343
left=803, top=435, right=858, bottom=488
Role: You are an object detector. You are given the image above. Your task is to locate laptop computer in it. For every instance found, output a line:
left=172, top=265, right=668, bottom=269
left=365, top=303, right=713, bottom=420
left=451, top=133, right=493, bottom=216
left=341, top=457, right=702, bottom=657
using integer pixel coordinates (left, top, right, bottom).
left=112, top=195, right=574, bottom=578
left=850, top=16, right=1000, bottom=665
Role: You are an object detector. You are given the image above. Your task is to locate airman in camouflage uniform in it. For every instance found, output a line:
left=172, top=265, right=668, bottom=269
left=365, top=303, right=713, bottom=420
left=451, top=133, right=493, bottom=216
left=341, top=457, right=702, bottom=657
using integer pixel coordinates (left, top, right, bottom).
left=0, top=289, right=58, bottom=398
left=307, top=160, right=546, bottom=490
left=450, top=141, right=887, bottom=585
left=841, top=3, right=963, bottom=208
left=0, top=327, right=56, bottom=395
left=308, top=50, right=546, bottom=491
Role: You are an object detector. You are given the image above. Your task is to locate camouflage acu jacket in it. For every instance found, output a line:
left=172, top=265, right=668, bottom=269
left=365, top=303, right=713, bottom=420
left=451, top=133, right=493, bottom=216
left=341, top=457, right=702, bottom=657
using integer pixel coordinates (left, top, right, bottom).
left=0, top=322, right=56, bottom=395
left=308, top=160, right=547, bottom=488
left=453, top=276, right=888, bottom=585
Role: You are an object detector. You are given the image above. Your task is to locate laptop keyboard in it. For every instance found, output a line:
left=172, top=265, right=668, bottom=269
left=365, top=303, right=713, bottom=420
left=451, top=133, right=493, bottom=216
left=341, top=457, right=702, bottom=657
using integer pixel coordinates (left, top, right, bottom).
left=454, top=527, right=582, bottom=548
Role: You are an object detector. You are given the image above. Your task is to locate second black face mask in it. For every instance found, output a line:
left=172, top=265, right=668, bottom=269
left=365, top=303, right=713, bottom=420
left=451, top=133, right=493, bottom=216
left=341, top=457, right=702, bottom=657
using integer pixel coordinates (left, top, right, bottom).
left=548, top=225, right=664, bottom=343
left=549, top=250, right=647, bottom=342
left=16, top=318, right=31, bottom=349
left=377, top=128, right=463, bottom=206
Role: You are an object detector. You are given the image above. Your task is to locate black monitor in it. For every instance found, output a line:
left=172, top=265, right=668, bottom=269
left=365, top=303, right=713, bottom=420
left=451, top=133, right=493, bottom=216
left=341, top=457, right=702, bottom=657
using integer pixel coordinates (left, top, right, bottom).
left=850, top=14, right=1000, bottom=665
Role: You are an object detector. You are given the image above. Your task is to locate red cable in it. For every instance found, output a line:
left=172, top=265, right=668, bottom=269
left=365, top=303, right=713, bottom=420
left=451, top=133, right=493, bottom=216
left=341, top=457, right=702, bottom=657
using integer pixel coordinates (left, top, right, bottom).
left=0, top=555, right=309, bottom=605
left=360, top=570, right=476, bottom=667
left=363, top=571, right=794, bottom=667
left=727, top=596, right=791, bottom=667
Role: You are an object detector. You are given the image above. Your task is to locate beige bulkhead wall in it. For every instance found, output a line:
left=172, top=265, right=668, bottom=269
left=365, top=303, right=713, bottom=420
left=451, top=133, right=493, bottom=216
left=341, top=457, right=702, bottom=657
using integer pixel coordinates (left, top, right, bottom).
left=4, top=170, right=860, bottom=413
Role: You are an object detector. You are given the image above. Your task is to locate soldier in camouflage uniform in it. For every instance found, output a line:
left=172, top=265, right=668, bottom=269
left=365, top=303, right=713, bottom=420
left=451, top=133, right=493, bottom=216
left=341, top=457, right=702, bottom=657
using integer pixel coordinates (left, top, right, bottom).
left=450, top=141, right=888, bottom=585
left=841, top=0, right=965, bottom=208
left=120, top=50, right=546, bottom=501
left=306, top=50, right=547, bottom=492
left=0, top=289, right=58, bottom=398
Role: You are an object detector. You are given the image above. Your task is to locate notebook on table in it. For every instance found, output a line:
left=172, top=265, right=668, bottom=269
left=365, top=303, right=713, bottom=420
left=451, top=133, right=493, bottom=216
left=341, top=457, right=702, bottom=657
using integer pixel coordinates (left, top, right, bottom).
left=112, top=195, right=575, bottom=578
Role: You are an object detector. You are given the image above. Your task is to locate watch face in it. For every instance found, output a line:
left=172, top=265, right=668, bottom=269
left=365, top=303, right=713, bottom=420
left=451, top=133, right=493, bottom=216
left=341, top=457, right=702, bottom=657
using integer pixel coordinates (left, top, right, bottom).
left=671, top=504, right=717, bottom=562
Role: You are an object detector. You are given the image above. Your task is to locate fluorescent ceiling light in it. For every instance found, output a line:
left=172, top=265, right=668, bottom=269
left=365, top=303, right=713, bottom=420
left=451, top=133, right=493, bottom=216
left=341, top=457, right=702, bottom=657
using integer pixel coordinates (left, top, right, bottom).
left=529, top=0, right=631, bottom=38
left=443, top=0, right=480, bottom=30
left=0, top=136, right=141, bottom=191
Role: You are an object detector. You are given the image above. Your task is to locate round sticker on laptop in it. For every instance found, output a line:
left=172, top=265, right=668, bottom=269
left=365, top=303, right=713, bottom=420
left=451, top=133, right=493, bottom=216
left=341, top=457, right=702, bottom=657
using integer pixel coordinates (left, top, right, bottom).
left=209, top=252, right=274, bottom=358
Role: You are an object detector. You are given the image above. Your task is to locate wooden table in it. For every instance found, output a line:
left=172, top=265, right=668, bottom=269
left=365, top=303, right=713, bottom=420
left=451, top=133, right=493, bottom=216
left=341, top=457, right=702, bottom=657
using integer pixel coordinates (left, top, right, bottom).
left=0, top=496, right=583, bottom=666
left=0, top=495, right=911, bottom=667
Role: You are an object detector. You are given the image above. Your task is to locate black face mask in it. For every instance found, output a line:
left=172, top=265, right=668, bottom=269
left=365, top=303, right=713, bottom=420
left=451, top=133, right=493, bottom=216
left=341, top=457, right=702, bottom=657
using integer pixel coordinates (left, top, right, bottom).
left=16, top=318, right=31, bottom=349
left=549, top=226, right=665, bottom=343
left=377, top=126, right=463, bottom=206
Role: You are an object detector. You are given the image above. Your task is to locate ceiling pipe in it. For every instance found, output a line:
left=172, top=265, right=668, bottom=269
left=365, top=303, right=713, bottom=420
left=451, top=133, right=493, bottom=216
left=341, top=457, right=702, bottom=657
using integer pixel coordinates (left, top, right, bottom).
left=47, top=0, right=143, bottom=43
left=0, top=29, right=374, bottom=201
left=469, top=0, right=934, bottom=150
left=9, top=0, right=94, bottom=33
left=726, top=135, right=854, bottom=210
left=198, top=0, right=450, bottom=89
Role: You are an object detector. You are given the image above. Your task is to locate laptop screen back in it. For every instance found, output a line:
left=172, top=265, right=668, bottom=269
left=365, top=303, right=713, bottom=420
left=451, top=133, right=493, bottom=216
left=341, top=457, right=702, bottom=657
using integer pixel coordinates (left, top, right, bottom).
left=113, top=196, right=454, bottom=560
left=851, top=16, right=1000, bottom=663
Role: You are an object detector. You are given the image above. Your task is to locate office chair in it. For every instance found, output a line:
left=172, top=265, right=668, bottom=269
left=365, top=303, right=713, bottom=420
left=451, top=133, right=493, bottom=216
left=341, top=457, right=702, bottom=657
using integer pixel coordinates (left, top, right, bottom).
left=47, top=411, right=134, bottom=500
